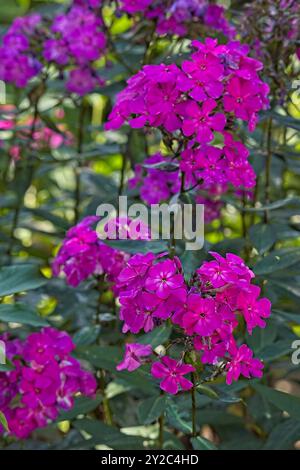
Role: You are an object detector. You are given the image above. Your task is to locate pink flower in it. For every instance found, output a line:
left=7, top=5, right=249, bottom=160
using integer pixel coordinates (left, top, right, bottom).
left=182, top=295, right=218, bottom=336
left=181, top=99, right=226, bottom=144
left=121, top=0, right=152, bottom=14
left=197, top=254, right=238, bottom=288
left=53, top=216, right=128, bottom=289
left=226, top=343, right=264, bottom=385
left=151, top=356, right=195, bottom=394
left=237, top=285, right=271, bottom=334
left=66, top=67, right=104, bottom=96
left=179, top=52, right=224, bottom=101
left=145, top=259, right=185, bottom=299
left=223, top=77, right=263, bottom=128
left=117, top=343, right=152, bottom=372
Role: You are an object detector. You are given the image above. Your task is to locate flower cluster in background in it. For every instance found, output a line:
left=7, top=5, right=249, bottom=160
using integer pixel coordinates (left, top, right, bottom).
left=0, top=105, right=73, bottom=162
left=0, top=14, right=42, bottom=87
left=0, top=328, right=96, bottom=438
left=119, top=0, right=236, bottom=38
left=52, top=216, right=130, bottom=290
left=0, top=1, right=107, bottom=94
left=44, top=4, right=106, bottom=95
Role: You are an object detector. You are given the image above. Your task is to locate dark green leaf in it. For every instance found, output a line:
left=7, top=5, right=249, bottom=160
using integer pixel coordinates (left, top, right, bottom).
left=166, top=400, right=192, bottom=434
left=138, top=395, right=167, bottom=425
left=57, top=396, right=102, bottom=422
left=263, top=419, right=300, bottom=450
left=254, top=384, right=300, bottom=420
left=0, top=303, right=48, bottom=327
left=191, top=436, right=218, bottom=450
left=0, top=265, right=47, bottom=296
left=73, top=419, right=145, bottom=450
left=138, top=325, right=171, bottom=348
left=249, top=224, right=276, bottom=254
left=254, top=249, right=300, bottom=275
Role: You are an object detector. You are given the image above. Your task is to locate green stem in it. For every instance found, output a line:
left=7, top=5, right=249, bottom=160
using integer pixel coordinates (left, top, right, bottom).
left=264, top=117, right=273, bottom=224
left=99, top=369, right=113, bottom=426
left=191, top=373, right=197, bottom=437
left=74, top=101, right=86, bottom=224
left=158, top=413, right=164, bottom=449
left=6, top=97, right=40, bottom=263
left=118, top=153, right=127, bottom=197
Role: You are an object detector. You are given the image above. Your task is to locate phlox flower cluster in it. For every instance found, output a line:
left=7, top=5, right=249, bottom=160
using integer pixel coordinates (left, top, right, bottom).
left=52, top=216, right=130, bottom=290
left=44, top=4, right=106, bottom=95
left=0, top=14, right=42, bottom=87
left=116, top=254, right=187, bottom=333
left=116, top=251, right=271, bottom=393
left=0, top=328, right=96, bottom=439
left=106, top=38, right=269, bottom=192
left=119, top=1, right=235, bottom=38
left=0, top=1, right=106, bottom=95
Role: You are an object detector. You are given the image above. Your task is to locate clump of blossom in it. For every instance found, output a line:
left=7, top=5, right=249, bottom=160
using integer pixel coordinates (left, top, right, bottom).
left=0, top=328, right=96, bottom=439
left=44, top=4, right=106, bottom=95
left=52, top=216, right=130, bottom=290
left=0, top=2, right=107, bottom=94
left=116, top=251, right=271, bottom=392
left=0, top=14, right=42, bottom=87
left=119, top=1, right=235, bottom=38
left=116, top=253, right=187, bottom=333
left=106, top=38, right=269, bottom=192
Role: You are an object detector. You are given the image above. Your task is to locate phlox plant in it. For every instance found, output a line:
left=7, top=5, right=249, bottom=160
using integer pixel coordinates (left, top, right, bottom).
left=0, top=0, right=300, bottom=452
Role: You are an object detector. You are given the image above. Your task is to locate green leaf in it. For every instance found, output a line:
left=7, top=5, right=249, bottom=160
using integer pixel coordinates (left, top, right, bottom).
left=138, top=325, right=171, bottom=348
left=0, top=265, right=47, bottom=297
left=239, top=197, right=300, bottom=213
left=57, top=395, right=102, bottom=422
left=138, top=395, right=167, bottom=425
left=78, top=345, right=156, bottom=394
left=103, top=239, right=168, bottom=254
left=271, top=113, right=300, bottom=131
left=0, top=360, right=14, bottom=372
left=78, top=345, right=121, bottom=372
left=253, top=249, right=300, bottom=275
left=263, top=419, right=300, bottom=450
left=0, top=303, right=48, bottom=327
left=73, top=326, right=101, bottom=346
left=249, top=224, right=276, bottom=254
left=0, top=411, right=9, bottom=432
left=273, top=309, right=300, bottom=323
left=191, top=436, right=218, bottom=450
left=269, top=280, right=300, bottom=299
left=73, top=419, right=145, bottom=450
left=196, top=384, right=219, bottom=400
left=25, top=208, right=70, bottom=231
left=254, top=384, right=300, bottom=420
left=259, top=339, right=293, bottom=362
left=246, top=320, right=278, bottom=353
left=166, top=400, right=192, bottom=434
